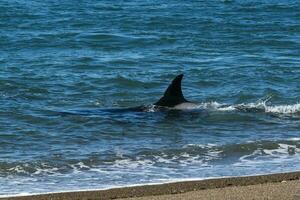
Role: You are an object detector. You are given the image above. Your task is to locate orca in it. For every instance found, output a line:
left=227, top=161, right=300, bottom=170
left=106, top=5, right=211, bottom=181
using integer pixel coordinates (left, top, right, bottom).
left=60, top=74, right=198, bottom=116
left=98, top=74, right=197, bottom=113
left=154, top=74, right=197, bottom=110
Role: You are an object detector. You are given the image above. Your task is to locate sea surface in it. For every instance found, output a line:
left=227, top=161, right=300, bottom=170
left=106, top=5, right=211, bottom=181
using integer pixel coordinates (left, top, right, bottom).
left=1, top=0, right=300, bottom=196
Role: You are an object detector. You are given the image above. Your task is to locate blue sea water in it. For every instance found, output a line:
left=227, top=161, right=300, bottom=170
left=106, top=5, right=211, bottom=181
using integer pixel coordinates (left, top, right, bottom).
left=0, top=0, right=300, bottom=196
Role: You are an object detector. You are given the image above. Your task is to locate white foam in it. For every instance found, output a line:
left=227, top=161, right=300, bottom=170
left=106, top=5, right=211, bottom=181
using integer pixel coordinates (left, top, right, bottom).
left=265, top=103, right=300, bottom=114
left=212, top=100, right=300, bottom=114
left=199, top=101, right=224, bottom=109
left=33, top=167, right=60, bottom=175
left=144, top=105, right=159, bottom=112
left=148, top=99, right=300, bottom=115
left=8, top=166, right=27, bottom=174
left=235, top=141, right=300, bottom=168
left=3, top=170, right=300, bottom=198
left=286, top=137, right=300, bottom=141
left=184, top=143, right=218, bottom=148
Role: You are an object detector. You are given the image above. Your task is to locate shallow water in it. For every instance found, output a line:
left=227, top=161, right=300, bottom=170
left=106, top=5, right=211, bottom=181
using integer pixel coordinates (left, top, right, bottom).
left=1, top=0, right=300, bottom=196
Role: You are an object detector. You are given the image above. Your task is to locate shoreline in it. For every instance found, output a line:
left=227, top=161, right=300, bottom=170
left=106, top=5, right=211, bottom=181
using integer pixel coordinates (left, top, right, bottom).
left=2, top=171, right=300, bottom=200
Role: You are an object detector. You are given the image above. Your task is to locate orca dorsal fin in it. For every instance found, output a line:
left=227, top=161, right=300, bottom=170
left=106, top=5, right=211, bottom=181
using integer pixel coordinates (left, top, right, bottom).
left=154, top=74, right=188, bottom=107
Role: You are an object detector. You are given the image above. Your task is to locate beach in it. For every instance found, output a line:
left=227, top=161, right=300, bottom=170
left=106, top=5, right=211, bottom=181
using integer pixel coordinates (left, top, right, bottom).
left=2, top=171, right=300, bottom=200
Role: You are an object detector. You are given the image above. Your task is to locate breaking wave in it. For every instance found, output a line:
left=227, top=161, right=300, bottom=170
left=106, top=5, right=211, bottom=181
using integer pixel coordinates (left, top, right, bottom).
left=1, top=137, right=300, bottom=196
left=145, top=99, right=300, bottom=115
left=1, top=138, right=299, bottom=177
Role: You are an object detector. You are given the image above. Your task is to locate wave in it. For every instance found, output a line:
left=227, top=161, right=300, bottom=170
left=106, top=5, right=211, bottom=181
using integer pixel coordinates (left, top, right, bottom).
left=1, top=138, right=300, bottom=196
left=1, top=138, right=299, bottom=177
left=226, top=101, right=300, bottom=114
left=144, top=99, right=300, bottom=115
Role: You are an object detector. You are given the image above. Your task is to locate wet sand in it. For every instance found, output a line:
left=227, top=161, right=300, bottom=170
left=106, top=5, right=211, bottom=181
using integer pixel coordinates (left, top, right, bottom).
left=121, top=179, right=300, bottom=200
left=2, top=171, right=300, bottom=200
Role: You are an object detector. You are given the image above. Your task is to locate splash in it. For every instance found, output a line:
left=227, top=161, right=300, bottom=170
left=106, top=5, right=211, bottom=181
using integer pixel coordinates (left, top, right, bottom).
left=197, top=98, right=300, bottom=115
left=265, top=103, right=300, bottom=114
left=144, top=100, right=300, bottom=115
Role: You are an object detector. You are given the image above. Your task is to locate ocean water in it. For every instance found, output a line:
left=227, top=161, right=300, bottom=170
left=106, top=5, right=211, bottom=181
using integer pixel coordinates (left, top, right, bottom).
left=1, top=0, right=300, bottom=196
